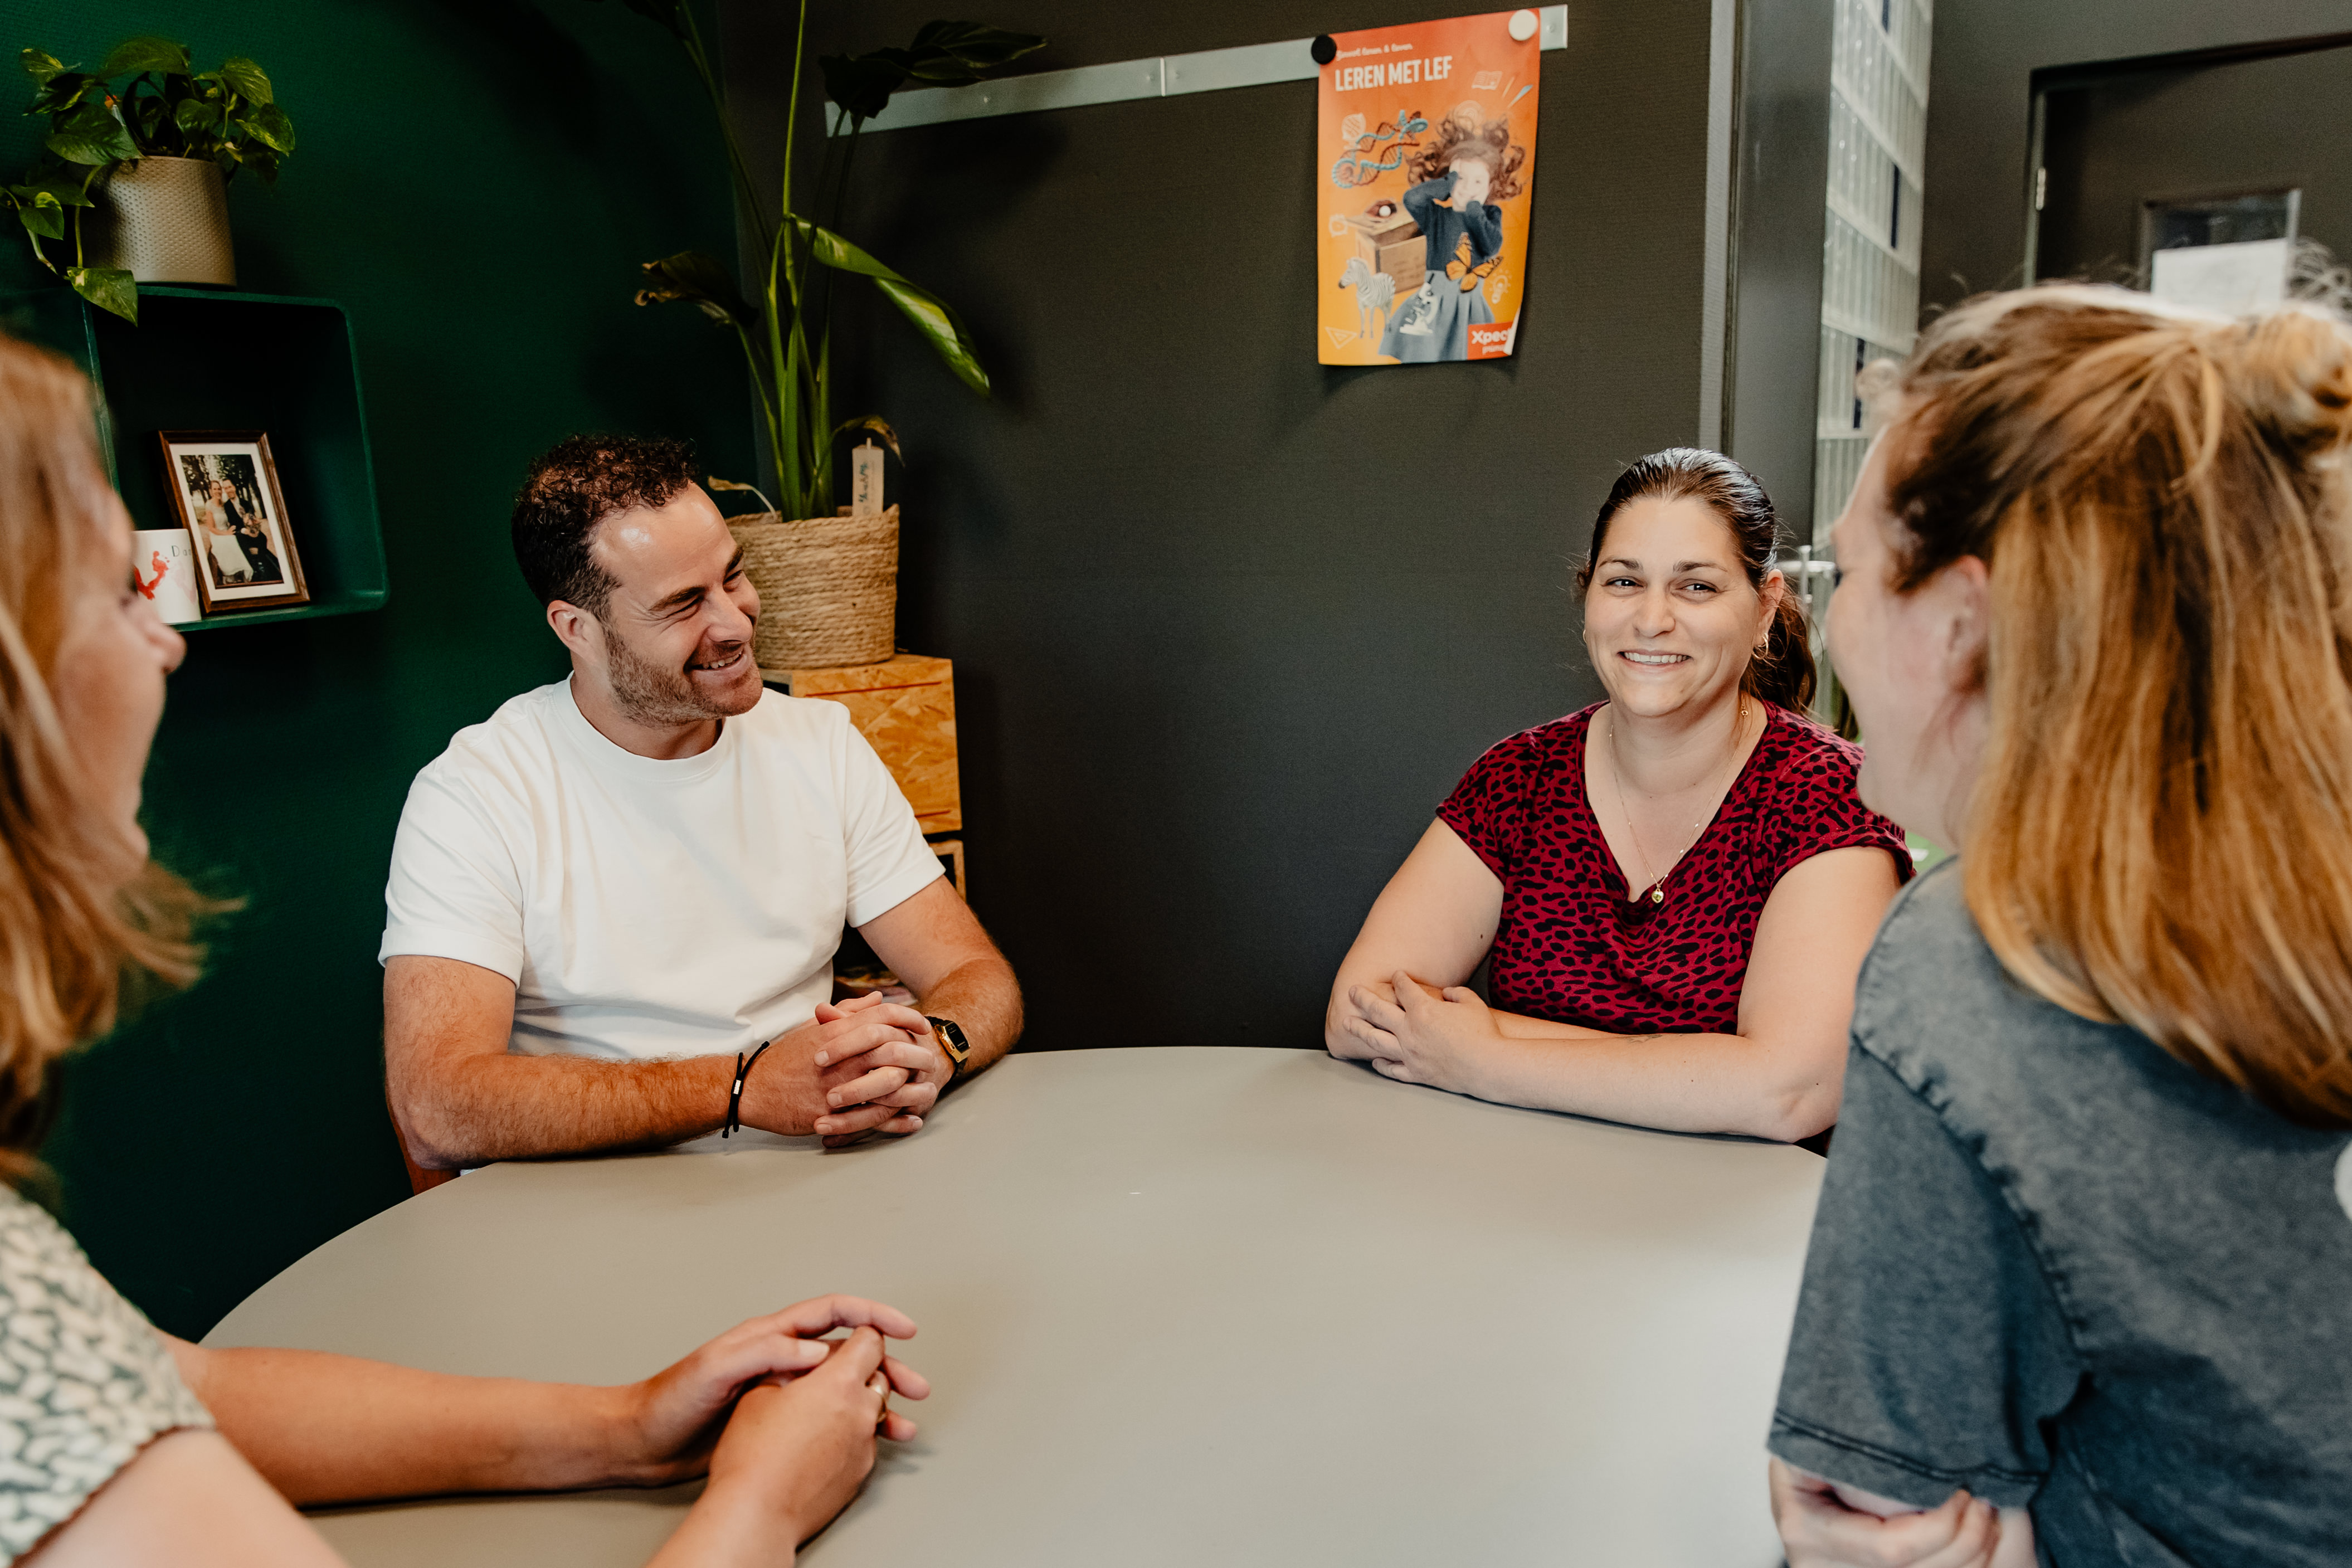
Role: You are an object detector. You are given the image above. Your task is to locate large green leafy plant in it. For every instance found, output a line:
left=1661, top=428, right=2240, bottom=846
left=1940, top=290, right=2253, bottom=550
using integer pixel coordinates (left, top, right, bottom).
left=3, top=37, right=295, bottom=324
left=607, top=2, right=1041, bottom=518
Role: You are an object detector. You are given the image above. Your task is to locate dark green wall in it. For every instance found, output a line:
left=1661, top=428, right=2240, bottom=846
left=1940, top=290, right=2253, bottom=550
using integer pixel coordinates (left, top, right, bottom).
left=718, top=1, right=1713, bottom=1054
left=0, top=0, right=752, bottom=1337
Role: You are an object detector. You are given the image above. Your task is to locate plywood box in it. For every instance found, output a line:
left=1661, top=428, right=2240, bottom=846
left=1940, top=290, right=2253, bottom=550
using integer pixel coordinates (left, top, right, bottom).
left=930, top=836, right=966, bottom=898
left=766, top=652, right=961, bottom=832
left=1343, top=208, right=1425, bottom=294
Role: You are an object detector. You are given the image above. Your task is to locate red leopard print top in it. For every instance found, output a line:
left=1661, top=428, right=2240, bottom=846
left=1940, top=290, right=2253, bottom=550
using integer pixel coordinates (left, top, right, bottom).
left=1436, top=702, right=1909, bottom=1034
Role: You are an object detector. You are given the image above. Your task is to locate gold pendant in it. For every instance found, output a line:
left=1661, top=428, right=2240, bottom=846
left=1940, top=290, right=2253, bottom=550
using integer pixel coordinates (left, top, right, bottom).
left=1649, top=887, right=1664, bottom=905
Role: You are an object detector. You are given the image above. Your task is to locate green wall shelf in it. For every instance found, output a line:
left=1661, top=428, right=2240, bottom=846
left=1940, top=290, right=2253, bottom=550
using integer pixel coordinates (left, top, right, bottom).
left=1, top=286, right=388, bottom=631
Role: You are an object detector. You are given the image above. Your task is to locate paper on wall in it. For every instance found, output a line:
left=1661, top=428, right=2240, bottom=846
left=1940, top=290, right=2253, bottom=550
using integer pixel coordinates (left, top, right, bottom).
left=2149, top=238, right=2289, bottom=316
left=1318, top=11, right=1541, bottom=366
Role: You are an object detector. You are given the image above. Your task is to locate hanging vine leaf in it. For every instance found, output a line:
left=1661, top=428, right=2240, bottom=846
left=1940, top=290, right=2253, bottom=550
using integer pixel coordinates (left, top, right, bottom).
left=238, top=102, right=295, bottom=153
left=98, top=36, right=191, bottom=78
left=216, top=56, right=271, bottom=104
left=65, top=265, right=135, bottom=323
left=4, top=172, right=86, bottom=246
left=45, top=101, right=136, bottom=165
left=26, top=74, right=92, bottom=116
left=8, top=189, right=64, bottom=240
left=27, top=173, right=90, bottom=206
left=174, top=96, right=228, bottom=139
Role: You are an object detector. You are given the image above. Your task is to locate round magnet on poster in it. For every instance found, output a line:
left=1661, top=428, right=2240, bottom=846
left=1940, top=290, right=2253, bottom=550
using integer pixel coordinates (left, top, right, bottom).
left=1311, top=35, right=1337, bottom=65
left=1509, top=9, right=1540, bottom=41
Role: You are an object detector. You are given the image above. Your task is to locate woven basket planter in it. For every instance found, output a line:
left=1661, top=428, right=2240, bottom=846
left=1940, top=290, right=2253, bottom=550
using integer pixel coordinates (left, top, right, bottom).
left=728, top=505, right=899, bottom=669
left=92, top=157, right=236, bottom=285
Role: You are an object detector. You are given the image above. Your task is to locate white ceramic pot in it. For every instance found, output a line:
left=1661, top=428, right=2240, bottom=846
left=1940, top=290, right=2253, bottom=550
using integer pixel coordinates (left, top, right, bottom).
left=94, top=156, right=235, bottom=286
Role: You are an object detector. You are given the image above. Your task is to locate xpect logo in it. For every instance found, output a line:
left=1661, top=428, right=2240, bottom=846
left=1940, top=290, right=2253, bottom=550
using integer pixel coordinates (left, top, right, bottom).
left=1467, top=321, right=1515, bottom=359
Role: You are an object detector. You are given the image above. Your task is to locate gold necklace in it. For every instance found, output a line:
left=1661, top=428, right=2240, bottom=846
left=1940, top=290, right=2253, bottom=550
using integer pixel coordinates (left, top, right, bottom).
left=1606, top=702, right=1751, bottom=905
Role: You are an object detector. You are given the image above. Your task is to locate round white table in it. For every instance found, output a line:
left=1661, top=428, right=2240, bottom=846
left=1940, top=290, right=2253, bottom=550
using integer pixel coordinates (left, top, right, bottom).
left=207, top=1048, right=1824, bottom=1565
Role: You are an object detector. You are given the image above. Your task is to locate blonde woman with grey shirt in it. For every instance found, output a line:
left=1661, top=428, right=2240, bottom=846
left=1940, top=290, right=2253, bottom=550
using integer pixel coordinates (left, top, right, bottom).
left=1769, top=287, right=2352, bottom=1566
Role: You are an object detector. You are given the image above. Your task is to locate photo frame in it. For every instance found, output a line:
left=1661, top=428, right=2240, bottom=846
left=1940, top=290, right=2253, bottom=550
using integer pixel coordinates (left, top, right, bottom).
left=158, top=430, right=310, bottom=613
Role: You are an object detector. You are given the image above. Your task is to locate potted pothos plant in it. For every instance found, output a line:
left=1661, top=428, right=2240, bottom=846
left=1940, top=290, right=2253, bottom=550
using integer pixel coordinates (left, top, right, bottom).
left=4, top=37, right=296, bottom=323
left=602, top=0, right=1040, bottom=668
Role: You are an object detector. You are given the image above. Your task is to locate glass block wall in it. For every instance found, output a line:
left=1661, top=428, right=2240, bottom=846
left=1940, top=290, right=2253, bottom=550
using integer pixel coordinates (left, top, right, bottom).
left=1812, top=0, right=1931, bottom=546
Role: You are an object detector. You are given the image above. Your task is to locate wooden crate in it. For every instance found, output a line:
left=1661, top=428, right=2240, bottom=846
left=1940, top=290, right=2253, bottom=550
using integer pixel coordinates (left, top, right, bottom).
left=930, top=836, right=966, bottom=898
left=1343, top=208, right=1426, bottom=294
left=827, top=837, right=968, bottom=1004
left=766, top=652, right=961, bottom=833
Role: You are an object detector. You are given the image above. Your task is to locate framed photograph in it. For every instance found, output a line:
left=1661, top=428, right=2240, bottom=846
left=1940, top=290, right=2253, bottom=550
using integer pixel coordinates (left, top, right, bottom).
left=157, top=431, right=309, bottom=613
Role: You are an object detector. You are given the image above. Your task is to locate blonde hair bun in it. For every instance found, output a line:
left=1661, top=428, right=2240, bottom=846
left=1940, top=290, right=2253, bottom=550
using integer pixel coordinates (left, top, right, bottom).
left=2223, top=305, right=2352, bottom=462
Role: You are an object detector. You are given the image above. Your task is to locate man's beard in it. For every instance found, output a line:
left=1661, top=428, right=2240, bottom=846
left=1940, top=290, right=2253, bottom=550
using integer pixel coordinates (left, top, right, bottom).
left=602, top=621, right=758, bottom=725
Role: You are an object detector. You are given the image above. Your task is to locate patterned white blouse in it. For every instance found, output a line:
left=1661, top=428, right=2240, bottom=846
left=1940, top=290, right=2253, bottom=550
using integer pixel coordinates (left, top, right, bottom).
left=0, top=1186, right=212, bottom=1561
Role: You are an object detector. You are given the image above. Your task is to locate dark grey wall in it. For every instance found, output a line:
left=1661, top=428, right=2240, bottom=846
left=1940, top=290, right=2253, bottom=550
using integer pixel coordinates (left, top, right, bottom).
left=720, top=1, right=1727, bottom=1049
left=1921, top=0, right=2352, bottom=314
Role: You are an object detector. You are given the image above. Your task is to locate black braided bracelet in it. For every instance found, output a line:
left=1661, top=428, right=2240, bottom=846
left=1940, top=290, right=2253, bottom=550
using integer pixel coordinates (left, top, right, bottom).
left=723, top=1039, right=773, bottom=1139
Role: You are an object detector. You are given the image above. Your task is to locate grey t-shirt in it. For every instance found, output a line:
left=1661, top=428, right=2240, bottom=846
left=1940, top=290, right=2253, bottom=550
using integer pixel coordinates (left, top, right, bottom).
left=1769, top=860, right=2352, bottom=1567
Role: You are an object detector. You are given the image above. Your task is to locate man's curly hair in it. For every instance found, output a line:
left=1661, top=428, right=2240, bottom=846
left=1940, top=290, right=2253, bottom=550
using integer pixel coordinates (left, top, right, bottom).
left=510, top=435, right=698, bottom=615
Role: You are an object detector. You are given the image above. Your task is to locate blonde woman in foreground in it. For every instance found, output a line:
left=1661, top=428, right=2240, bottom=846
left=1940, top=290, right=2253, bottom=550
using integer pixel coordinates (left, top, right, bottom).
left=0, top=334, right=927, bottom=1566
left=1769, top=286, right=2352, bottom=1567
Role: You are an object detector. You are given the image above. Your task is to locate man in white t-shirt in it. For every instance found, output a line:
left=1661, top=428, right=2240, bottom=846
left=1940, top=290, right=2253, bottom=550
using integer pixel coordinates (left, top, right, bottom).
left=381, top=435, right=1021, bottom=1167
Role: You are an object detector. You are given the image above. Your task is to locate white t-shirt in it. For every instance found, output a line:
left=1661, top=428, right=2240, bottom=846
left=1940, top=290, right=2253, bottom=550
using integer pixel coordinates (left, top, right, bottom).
left=379, top=679, right=942, bottom=1072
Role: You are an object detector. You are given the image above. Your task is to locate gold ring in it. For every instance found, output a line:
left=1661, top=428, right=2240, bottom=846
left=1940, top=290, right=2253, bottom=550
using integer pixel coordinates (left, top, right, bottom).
left=868, top=1370, right=891, bottom=1429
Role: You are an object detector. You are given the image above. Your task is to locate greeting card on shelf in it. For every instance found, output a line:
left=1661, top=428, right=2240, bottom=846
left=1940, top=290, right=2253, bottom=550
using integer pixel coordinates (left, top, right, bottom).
left=131, top=528, right=202, bottom=625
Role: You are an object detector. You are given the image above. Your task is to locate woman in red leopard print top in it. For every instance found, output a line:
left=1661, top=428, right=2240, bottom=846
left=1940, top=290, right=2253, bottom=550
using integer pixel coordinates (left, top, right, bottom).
left=1325, top=449, right=1909, bottom=1142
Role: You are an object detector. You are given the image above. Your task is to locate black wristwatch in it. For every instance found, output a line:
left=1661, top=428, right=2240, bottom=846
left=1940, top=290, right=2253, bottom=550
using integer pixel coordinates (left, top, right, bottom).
left=926, top=1016, right=972, bottom=1084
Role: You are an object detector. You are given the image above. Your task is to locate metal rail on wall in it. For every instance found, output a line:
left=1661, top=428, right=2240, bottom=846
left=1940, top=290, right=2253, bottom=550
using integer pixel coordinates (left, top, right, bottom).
left=830, top=7, right=1572, bottom=135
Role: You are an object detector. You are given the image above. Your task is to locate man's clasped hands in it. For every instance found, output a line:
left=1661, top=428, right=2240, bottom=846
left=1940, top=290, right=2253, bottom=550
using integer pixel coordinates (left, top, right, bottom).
left=770, top=992, right=950, bottom=1147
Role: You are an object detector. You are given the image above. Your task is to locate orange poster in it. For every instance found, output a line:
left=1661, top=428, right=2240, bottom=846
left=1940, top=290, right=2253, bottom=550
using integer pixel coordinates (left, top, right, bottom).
left=1317, top=11, right=1540, bottom=366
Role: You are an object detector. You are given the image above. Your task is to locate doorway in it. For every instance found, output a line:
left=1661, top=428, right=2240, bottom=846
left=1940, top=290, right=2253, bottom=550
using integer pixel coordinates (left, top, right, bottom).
left=2028, top=35, right=2352, bottom=292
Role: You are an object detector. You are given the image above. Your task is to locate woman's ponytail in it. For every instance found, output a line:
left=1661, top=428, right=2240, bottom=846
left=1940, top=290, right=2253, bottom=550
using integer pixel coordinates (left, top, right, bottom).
left=1745, top=588, right=1816, bottom=712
